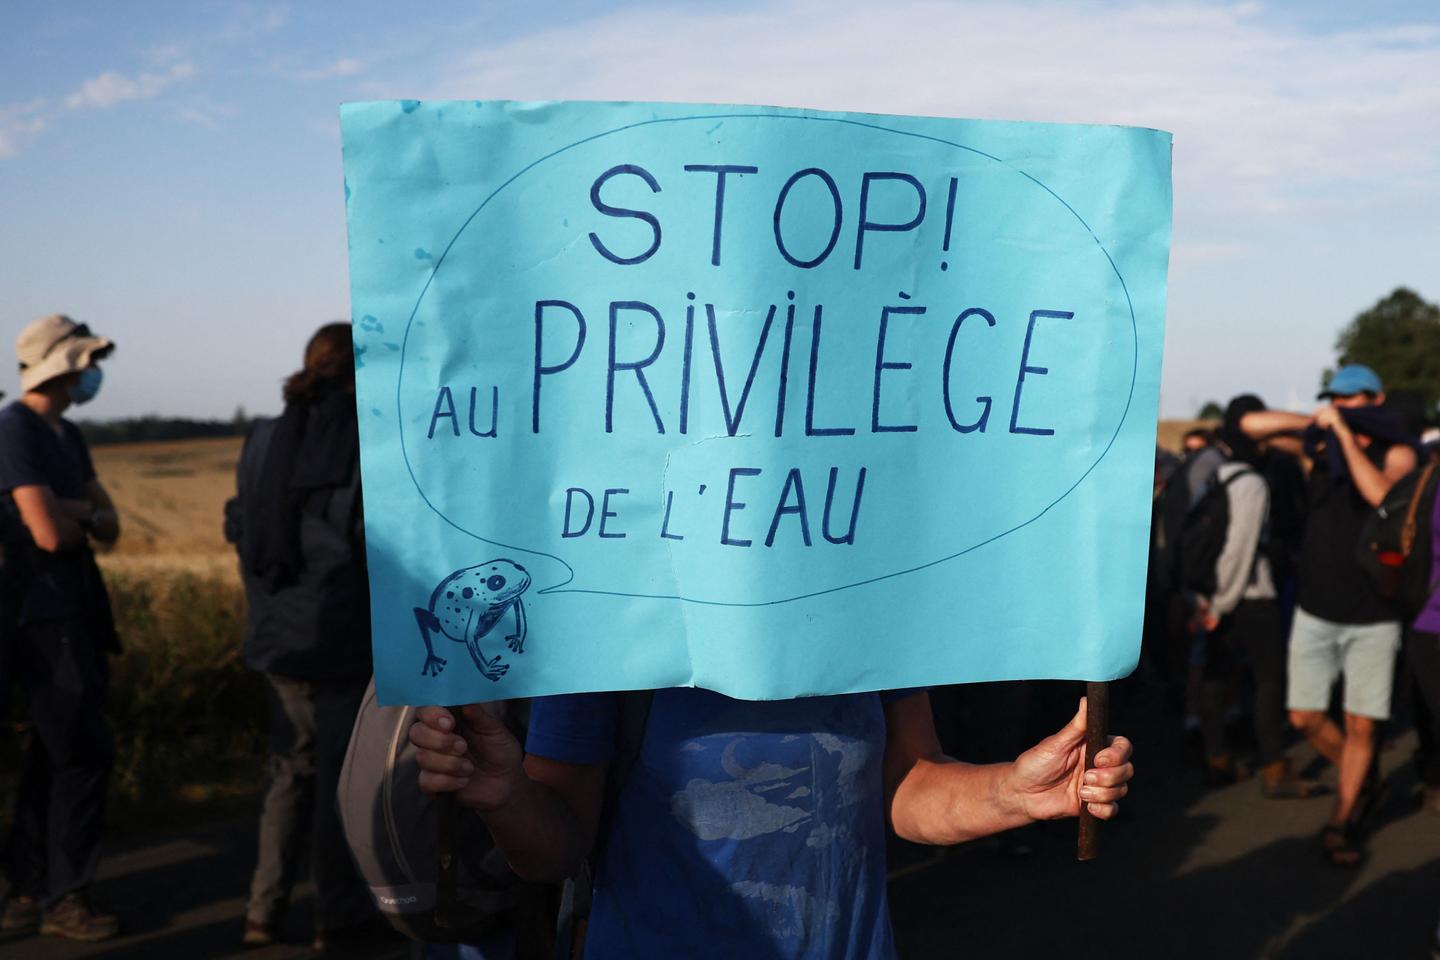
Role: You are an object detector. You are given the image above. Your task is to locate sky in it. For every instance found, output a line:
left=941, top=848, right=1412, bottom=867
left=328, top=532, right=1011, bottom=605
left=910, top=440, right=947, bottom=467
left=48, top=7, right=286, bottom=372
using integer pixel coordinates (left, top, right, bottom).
left=1, top=0, right=1436, bottom=420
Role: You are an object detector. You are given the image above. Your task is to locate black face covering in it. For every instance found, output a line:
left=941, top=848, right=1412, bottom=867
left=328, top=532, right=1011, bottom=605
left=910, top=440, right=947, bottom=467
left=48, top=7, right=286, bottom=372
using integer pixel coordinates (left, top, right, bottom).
left=1218, top=394, right=1266, bottom=465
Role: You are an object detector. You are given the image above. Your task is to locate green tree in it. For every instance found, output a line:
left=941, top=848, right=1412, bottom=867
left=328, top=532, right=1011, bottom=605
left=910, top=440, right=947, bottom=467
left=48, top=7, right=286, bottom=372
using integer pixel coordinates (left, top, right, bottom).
left=1197, top=400, right=1223, bottom=420
left=1332, top=288, right=1440, bottom=410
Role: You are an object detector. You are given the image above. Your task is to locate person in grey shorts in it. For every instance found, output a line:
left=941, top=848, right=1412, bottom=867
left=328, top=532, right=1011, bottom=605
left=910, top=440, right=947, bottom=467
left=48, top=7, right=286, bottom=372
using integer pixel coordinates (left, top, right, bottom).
left=1241, top=364, right=1415, bottom=865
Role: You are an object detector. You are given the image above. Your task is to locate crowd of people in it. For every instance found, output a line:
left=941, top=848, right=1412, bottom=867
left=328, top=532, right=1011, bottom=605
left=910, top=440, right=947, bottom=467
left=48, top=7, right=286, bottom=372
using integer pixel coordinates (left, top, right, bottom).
left=1145, top=368, right=1440, bottom=870
left=0, top=310, right=1433, bottom=959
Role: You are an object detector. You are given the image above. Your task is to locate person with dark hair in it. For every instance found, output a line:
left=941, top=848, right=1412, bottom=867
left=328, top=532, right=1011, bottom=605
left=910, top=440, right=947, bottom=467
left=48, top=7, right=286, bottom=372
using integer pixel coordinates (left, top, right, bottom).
left=1182, top=427, right=1212, bottom=453
left=1191, top=396, right=1319, bottom=797
left=0, top=315, right=121, bottom=941
left=1241, top=364, right=1417, bottom=865
left=227, top=322, right=378, bottom=951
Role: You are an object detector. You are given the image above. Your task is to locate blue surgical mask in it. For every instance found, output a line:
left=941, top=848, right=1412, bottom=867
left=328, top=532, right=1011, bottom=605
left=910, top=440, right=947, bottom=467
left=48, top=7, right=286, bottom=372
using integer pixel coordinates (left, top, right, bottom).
left=68, top=366, right=103, bottom=405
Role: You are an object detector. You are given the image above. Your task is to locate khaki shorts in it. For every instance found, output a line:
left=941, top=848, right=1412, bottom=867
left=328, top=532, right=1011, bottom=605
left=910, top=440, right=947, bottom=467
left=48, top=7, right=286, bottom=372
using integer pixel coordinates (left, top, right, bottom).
left=1286, top=607, right=1401, bottom=720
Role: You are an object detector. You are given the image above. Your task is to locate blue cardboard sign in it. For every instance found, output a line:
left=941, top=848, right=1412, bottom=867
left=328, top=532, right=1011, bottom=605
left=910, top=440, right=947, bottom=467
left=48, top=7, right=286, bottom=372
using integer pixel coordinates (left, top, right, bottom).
left=340, top=100, right=1171, bottom=706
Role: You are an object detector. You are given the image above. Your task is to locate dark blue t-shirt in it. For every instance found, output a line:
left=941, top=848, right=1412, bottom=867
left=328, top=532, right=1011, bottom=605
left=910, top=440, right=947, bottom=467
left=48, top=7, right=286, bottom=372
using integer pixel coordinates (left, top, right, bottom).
left=527, top=688, right=917, bottom=960
left=0, top=401, right=104, bottom=628
left=0, top=401, right=95, bottom=498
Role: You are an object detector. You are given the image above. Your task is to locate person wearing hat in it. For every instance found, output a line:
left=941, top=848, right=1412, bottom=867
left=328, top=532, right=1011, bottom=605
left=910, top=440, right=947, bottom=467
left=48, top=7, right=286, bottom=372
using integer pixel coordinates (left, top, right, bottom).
left=1240, top=363, right=1417, bottom=866
left=0, top=314, right=122, bottom=940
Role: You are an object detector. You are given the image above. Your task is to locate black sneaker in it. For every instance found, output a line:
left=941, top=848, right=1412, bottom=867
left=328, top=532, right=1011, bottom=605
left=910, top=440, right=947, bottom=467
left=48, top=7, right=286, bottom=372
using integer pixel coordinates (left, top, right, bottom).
left=40, top=893, right=119, bottom=942
left=1, top=895, right=41, bottom=933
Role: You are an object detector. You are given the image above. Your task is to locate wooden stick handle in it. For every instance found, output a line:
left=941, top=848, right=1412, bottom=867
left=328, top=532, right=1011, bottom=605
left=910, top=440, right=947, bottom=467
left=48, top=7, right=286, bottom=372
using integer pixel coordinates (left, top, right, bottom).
left=434, top=706, right=466, bottom=929
left=1077, top=681, right=1109, bottom=862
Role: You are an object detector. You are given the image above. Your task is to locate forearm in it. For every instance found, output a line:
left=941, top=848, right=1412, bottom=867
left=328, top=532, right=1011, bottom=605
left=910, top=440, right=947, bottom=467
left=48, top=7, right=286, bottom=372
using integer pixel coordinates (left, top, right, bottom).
left=56, top=498, right=117, bottom=544
left=477, top=771, right=593, bottom=882
left=889, top=755, right=1030, bottom=845
left=1239, top=410, right=1310, bottom=439
left=84, top=482, right=120, bottom=542
left=1335, top=430, right=1389, bottom=507
left=15, top=488, right=86, bottom=552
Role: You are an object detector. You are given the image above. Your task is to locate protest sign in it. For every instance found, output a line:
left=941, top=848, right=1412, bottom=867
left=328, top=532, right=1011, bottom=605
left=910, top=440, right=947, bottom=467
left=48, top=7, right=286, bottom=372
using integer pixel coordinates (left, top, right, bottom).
left=340, top=100, right=1172, bottom=706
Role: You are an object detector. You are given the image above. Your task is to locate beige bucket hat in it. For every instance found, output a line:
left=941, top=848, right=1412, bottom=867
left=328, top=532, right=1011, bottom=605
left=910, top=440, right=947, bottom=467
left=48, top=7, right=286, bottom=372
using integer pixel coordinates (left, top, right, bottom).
left=16, top=314, right=114, bottom=393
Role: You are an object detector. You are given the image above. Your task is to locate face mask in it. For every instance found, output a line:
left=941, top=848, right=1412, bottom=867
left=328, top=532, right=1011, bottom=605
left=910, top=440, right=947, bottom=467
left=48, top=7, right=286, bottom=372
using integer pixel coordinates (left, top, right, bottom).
left=68, top=366, right=104, bottom=405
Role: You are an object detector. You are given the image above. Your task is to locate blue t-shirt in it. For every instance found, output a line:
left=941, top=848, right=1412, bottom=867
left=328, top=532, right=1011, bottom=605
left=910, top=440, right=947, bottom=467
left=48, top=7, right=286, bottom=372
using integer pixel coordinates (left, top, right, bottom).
left=0, top=401, right=95, bottom=499
left=0, top=401, right=105, bottom=627
left=526, top=688, right=916, bottom=960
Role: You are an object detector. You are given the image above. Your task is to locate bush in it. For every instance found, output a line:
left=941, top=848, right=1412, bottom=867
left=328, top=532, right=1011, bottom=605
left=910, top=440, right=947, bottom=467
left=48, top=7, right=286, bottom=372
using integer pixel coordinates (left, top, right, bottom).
left=105, top=572, right=267, bottom=820
left=3, top=571, right=269, bottom=830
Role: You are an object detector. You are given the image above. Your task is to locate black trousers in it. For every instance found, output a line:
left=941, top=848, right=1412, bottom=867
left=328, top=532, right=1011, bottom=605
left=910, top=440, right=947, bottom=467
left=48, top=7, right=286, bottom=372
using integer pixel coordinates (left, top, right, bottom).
left=2, top=619, right=115, bottom=907
left=1201, top=598, right=1287, bottom=767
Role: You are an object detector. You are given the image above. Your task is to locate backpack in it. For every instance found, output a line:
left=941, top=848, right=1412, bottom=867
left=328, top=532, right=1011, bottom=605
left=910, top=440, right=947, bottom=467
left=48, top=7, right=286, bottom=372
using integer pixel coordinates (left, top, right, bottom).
left=1154, top=447, right=1222, bottom=591
left=1356, top=455, right=1440, bottom=617
left=336, top=680, right=540, bottom=947
left=338, top=681, right=653, bottom=958
left=1176, top=466, right=1255, bottom=597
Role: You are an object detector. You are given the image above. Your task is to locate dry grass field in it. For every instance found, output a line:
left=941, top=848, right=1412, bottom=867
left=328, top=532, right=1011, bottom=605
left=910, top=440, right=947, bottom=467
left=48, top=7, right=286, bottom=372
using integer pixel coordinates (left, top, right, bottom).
left=1156, top=418, right=1214, bottom=454
left=91, top=435, right=243, bottom=581
left=90, top=423, right=1201, bottom=561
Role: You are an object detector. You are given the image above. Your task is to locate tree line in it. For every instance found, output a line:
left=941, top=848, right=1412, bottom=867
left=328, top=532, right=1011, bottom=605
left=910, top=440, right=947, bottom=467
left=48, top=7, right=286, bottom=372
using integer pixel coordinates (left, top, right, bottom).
left=1197, top=287, right=1439, bottom=422
left=76, top=410, right=256, bottom=446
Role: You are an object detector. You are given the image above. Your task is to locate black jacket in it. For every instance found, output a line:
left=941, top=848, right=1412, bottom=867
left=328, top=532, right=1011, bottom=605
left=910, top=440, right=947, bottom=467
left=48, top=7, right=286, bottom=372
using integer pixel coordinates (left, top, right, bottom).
left=227, top=415, right=372, bottom=679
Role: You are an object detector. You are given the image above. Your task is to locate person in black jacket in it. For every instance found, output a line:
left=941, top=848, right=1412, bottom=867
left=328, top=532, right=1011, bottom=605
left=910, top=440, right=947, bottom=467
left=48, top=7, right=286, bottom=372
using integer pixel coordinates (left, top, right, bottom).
left=228, top=323, right=377, bottom=951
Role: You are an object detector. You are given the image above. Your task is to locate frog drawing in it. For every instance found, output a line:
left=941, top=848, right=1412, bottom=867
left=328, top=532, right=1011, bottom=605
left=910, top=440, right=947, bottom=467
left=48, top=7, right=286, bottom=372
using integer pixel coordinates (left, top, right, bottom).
left=415, top=559, right=531, bottom=682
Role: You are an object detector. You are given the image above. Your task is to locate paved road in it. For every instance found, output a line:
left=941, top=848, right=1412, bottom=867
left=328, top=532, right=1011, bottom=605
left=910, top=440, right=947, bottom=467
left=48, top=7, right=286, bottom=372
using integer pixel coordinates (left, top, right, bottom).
left=888, top=697, right=1440, bottom=960
left=2, top=697, right=1436, bottom=959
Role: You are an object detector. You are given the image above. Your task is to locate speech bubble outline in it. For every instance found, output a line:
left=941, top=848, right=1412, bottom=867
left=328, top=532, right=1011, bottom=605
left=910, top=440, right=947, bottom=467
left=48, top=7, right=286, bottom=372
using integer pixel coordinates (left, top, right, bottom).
left=393, top=111, right=1139, bottom=607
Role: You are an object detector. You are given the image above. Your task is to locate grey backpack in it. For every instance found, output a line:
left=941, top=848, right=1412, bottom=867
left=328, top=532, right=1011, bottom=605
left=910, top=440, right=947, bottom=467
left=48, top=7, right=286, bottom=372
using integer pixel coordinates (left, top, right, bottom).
left=338, top=680, right=653, bottom=957
left=337, top=680, right=549, bottom=947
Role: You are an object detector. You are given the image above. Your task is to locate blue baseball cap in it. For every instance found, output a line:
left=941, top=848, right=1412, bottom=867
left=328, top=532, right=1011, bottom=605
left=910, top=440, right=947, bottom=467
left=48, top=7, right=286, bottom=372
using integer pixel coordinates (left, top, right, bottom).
left=1319, top=363, right=1383, bottom=399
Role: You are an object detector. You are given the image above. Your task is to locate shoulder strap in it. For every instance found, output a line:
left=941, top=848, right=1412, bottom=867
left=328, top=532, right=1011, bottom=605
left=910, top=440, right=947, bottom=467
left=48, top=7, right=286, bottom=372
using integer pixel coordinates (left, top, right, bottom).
left=1219, top=465, right=1257, bottom=489
left=556, top=690, right=654, bottom=958
left=597, top=690, right=654, bottom=858
left=1401, top=459, right=1439, bottom=555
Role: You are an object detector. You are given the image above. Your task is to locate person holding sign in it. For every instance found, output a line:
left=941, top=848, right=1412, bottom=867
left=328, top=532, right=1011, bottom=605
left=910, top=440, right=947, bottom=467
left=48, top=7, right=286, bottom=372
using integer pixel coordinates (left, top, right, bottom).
left=410, top=689, right=1132, bottom=957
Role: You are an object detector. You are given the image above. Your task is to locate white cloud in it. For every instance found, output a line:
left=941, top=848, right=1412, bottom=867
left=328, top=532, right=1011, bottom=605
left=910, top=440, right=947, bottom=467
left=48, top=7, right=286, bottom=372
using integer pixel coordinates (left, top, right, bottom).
left=297, top=57, right=365, bottom=81
left=428, top=0, right=1440, bottom=237
left=65, top=62, right=197, bottom=110
left=175, top=95, right=239, bottom=130
left=0, top=99, right=49, bottom=158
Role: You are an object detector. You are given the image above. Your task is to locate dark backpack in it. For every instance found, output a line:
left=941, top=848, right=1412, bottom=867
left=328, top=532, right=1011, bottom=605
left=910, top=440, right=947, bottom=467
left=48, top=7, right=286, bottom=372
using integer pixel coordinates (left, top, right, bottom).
left=1176, top=466, right=1254, bottom=597
left=338, top=682, right=653, bottom=958
left=1357, top=456, right=1440, bottom=617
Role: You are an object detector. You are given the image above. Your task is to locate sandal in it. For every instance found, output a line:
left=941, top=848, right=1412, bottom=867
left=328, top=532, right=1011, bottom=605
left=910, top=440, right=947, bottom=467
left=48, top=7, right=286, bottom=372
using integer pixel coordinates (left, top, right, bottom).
left=1321, top=822, right=1363, bottom=868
